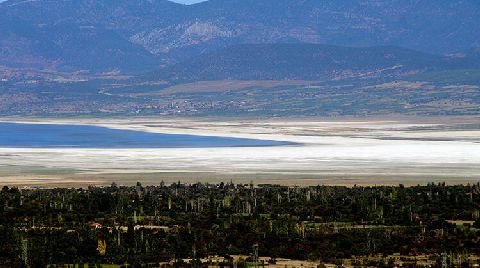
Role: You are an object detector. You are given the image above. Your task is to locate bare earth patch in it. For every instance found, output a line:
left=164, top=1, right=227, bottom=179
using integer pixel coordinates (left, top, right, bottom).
left=133, top=80, right=322, bottom=96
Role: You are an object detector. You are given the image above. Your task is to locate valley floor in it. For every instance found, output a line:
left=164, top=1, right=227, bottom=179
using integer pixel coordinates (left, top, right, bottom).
left=0, top=116, right=479, bottom=187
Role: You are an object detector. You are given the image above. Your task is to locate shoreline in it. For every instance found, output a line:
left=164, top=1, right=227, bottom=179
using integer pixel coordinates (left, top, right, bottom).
left=2, top=168, right=479, bottom=188
left=3, top=173, right=480, bottom=189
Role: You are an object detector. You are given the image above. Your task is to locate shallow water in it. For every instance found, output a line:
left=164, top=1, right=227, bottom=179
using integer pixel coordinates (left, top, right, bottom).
left=0, top=122, right=289, bottom=148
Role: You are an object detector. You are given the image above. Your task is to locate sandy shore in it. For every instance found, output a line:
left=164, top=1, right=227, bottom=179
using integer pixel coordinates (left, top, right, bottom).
left=0, top=117, right=479, bottom=187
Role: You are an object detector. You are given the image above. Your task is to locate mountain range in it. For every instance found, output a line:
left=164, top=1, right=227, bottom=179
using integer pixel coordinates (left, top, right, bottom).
left=1, top=0, right=480, bottom=72
left=0, top=0, right=480, bottom=117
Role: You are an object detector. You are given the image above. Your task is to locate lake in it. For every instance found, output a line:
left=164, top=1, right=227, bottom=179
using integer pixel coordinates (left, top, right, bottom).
left=1, top=119, right=479, bottom=187
left=0, top=122, right=289, bottom=148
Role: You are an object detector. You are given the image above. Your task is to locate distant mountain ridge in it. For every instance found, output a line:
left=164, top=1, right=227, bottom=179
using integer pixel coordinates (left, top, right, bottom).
left=1, top=0, right=480, bottom=72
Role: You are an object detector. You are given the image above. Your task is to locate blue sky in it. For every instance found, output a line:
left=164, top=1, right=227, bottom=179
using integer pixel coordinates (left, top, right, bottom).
left=0, top=0, right=208, bottom=3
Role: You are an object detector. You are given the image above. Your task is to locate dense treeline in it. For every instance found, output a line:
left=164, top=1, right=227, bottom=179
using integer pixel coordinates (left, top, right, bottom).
left=1, top=182, right=480, bottom=267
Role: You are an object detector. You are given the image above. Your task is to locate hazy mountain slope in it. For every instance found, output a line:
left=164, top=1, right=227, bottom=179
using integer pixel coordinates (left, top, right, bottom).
left=0, top=18, right=159, bottom=71
left=0, top=0, right=182, bottom=71
left=1, top=0, right=480, bottom=72
left=150, top=44, right=449, bottom=81
left=0, top=0, right=183, bottom=30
